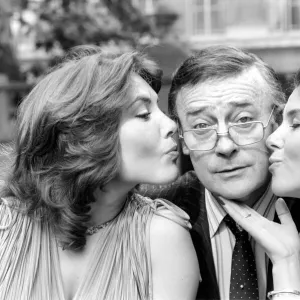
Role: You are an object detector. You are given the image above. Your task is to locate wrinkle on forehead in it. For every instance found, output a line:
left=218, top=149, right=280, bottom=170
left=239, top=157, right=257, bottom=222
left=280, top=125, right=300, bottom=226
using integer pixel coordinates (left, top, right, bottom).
left=176, top=67, right=269, bottom=114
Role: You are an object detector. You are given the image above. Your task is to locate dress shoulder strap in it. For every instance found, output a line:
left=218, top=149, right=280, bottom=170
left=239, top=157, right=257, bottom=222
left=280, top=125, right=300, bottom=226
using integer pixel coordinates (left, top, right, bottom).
left=135, top=195, right=191, bottom=230
left=0, top=198, right=13, bottom=230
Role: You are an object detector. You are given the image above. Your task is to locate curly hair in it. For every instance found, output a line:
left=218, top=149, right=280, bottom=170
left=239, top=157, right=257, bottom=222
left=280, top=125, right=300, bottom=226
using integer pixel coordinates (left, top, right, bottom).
left=3, top=45, right=162, bottom=251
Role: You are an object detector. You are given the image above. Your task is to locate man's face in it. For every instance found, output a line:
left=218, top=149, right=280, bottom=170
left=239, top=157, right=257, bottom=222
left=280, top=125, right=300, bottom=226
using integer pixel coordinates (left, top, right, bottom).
left=176, top=67, right=275, bottom=203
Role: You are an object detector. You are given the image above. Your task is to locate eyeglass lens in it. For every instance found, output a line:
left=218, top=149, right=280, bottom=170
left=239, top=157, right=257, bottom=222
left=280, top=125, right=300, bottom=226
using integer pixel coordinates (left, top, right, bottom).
left=184, top=122, right=264, bottom=151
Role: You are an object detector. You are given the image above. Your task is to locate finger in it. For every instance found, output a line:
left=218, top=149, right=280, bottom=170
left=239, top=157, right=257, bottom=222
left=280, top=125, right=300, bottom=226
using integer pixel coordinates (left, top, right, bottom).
left=221, top=199, right=264, bottom=233
left=219, top=196, right=262, bottom=219
left=222, top=200, right=283, bottom=252
left=276, top=198, right=295, bottom=226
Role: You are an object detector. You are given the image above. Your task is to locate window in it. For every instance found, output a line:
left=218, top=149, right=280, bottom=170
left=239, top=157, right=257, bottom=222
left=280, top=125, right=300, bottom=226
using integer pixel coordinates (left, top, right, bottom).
left=226, top=0, right=267, bottom=27
left=191, top=0, right=273, bottom=36
left=269, top=0, right=300, bottom=31
left=289, top=0, right=300, bottom=29
left=193, top=0, right=204, bottom=34
left=192, top=0, right=224, bottom=35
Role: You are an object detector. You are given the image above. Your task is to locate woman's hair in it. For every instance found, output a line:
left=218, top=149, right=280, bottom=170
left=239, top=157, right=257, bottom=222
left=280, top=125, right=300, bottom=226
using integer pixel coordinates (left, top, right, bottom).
left=3, top=45, right=162, bottom=251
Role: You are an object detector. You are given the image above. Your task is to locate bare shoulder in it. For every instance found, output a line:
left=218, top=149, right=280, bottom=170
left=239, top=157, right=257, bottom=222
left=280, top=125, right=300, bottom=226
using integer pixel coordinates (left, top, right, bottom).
left=149, top=212, right=197, bottom=262
left=150, top=211, right=189, bottom=238
left=150, top=214, right=200, bottom=300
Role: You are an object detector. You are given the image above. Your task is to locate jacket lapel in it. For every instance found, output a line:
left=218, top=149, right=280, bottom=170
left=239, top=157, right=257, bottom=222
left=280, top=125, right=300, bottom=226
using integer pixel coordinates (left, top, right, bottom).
left=187, top=178, right=219, bottom=300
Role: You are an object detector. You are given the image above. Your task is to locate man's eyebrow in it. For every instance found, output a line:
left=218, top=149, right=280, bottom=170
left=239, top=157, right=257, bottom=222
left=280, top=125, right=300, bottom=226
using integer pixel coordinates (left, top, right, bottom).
left=186, top=106, right=209, bottom=117
left=226, top=100, right=254, bottom=108
left=186, top=100, right=254, bottom=117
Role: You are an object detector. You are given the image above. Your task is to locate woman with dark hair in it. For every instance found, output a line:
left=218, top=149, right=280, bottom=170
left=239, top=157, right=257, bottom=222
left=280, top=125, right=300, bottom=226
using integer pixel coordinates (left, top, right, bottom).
left=0, top=46, right=199, bottom=300
left=221, top=69, right=300, bottom=299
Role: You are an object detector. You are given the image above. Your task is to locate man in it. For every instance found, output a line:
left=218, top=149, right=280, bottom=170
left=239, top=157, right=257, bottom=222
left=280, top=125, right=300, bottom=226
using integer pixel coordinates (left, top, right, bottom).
left=140, top=45, right=298, bottom=300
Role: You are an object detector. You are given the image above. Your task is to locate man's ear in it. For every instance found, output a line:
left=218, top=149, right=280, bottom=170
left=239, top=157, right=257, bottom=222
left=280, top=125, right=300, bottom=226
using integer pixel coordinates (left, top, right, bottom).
left=175, top=118, right=190, bottom=155
left=180, top=139, right=190, bottom=155
left=272, top=121, right=279, bottom=131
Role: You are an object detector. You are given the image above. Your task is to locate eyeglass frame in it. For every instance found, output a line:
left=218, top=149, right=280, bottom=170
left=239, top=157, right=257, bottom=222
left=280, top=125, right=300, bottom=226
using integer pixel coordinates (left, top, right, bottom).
left=178, top=106, right=276, bottom=151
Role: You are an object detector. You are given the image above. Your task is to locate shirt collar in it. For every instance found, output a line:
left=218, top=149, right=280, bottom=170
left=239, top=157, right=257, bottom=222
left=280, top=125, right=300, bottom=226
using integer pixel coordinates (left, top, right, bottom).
left=205, top=183, right=277, bottom=239
left=205, top=189, right=227, bottom=238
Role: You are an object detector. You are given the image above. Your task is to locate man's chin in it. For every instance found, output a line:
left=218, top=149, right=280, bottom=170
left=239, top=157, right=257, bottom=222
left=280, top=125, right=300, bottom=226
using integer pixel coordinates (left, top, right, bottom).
left=211, top=186, right=254, bottom=202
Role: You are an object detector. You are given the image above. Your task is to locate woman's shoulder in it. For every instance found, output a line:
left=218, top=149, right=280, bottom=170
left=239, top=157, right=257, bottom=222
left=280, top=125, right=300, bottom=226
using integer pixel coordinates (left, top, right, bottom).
left=147, top=197, right=201, bottom=300
left=0, top=197, right=31, bottom=259
left=133, top=193, right=191, bottom=230
left=0, top=197, right=35, bottom=235
left=0, top=197, right=20, bottom=230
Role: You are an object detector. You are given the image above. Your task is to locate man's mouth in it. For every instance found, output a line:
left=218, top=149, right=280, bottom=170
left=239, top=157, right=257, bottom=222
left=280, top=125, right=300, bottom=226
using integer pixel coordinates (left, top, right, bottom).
left=217, top=166, right=247, bottom=173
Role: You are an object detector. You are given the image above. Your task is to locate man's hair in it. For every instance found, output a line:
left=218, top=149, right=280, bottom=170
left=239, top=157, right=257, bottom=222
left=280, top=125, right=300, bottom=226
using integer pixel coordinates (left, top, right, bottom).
left=3, top=45, right=162, bottom=251
left=168, top=45, right=285, bottom=123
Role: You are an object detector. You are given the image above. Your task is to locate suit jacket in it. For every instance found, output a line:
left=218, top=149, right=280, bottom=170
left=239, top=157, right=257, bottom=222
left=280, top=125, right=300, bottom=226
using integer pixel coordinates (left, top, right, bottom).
left=138, top=171, right=300, bottom=300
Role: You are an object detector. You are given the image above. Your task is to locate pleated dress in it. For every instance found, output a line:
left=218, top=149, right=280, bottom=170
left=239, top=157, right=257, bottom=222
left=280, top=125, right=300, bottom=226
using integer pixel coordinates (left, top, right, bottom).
left=0, top=193, right=191, bottom=300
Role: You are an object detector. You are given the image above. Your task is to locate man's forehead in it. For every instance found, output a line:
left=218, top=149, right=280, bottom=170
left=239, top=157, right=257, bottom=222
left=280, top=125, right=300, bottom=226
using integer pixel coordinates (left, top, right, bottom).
left=176, top=68, right=270, bottom=114
left=182, top=100, right=256, bottom=113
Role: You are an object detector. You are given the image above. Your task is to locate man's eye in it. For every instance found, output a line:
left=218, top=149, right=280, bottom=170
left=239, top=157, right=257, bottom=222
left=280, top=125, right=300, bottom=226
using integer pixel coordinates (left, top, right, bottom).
left=194, top=123, right=211, bottom=129
left=236, top=116, right=253, bottom=123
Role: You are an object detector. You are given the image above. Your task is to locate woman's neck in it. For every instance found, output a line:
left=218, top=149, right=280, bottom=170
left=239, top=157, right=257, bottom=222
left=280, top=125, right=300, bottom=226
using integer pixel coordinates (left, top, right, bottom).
left=89, top=180, right=134, bottom=227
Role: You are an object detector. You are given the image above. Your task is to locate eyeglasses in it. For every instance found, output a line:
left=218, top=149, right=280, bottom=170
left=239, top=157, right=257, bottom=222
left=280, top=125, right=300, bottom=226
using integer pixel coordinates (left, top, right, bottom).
left=179, top=106, right=275, bottom=151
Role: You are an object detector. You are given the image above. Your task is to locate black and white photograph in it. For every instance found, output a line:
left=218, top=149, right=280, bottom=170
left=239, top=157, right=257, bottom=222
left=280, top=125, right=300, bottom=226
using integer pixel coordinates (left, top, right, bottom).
left=0, top=1, right=300, bottom=299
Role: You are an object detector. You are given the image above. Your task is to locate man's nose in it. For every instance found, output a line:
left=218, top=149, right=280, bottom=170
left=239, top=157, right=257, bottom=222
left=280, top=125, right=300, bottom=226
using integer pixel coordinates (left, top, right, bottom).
left=214, top=134, right=238, bottom=157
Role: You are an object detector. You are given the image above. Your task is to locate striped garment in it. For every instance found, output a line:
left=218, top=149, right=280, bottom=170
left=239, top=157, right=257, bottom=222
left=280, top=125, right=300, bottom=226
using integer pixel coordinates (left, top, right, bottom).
left=205, top=184, right=277, bottom=300
left=0, top=194, right=190, bottom=300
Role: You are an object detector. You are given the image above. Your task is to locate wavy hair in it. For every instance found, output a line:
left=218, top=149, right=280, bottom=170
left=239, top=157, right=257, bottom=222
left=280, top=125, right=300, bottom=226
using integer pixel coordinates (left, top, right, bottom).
left=3, top=45, right=162, bottom=251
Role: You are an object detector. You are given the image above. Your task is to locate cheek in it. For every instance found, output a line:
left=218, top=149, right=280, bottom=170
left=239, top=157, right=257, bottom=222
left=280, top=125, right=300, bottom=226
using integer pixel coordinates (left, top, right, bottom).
left=121, top=132, right=157, bottom=160
left=285, top=139, right=300, bottom=164
left=252, top=148, right=270, bottom=169
left=272, top=166, right=300, bottom=198
left=189, top=152, right=211, bottom=180
left=280, top=136, right=300, bottom=177
left=119, top=121, right=162, bottom=165
left=275, top=141, right=300, bottom=194
left=118, top=121, right=179, bottom=185
left=247, top=138, right=270, bottom=164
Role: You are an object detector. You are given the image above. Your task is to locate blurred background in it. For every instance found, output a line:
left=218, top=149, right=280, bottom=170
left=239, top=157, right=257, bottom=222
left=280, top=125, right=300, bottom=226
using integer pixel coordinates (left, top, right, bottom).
left=1, top=0, right=300, bottom=144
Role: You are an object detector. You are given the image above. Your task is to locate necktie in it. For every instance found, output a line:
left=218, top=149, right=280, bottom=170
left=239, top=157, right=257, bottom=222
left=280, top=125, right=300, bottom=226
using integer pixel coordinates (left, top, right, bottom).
left=224, top=215, right=259, bottom=300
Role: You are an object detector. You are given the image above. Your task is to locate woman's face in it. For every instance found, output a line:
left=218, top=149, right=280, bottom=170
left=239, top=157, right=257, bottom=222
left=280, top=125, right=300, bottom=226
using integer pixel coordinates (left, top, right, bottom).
left=267, top=86, right=300, bottom=198
left=118, top=74, right=179, bottom=185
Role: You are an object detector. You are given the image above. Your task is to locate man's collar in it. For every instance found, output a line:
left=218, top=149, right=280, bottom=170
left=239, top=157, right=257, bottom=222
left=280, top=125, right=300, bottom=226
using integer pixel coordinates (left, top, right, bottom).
left=205, top=189, right=227, bottom=238
left=205, top=183, right=277, bottom=239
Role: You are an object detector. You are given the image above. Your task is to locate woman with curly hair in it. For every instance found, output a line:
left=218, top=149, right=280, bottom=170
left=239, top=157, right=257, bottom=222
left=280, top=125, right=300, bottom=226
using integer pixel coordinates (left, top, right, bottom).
left=0, top=46, right=199, bottom=300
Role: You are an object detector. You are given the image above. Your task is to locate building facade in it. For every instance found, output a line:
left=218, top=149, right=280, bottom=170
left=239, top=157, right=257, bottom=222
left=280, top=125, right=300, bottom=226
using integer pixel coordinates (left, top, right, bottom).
left=134, top=0, right=300, bottom=92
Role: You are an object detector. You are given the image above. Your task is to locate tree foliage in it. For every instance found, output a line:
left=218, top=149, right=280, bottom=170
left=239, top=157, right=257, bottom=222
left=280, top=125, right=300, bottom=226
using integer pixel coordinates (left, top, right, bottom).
left=0, top=0, right=23, bottom=81
left=21, top=0, right=155, bottom=51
